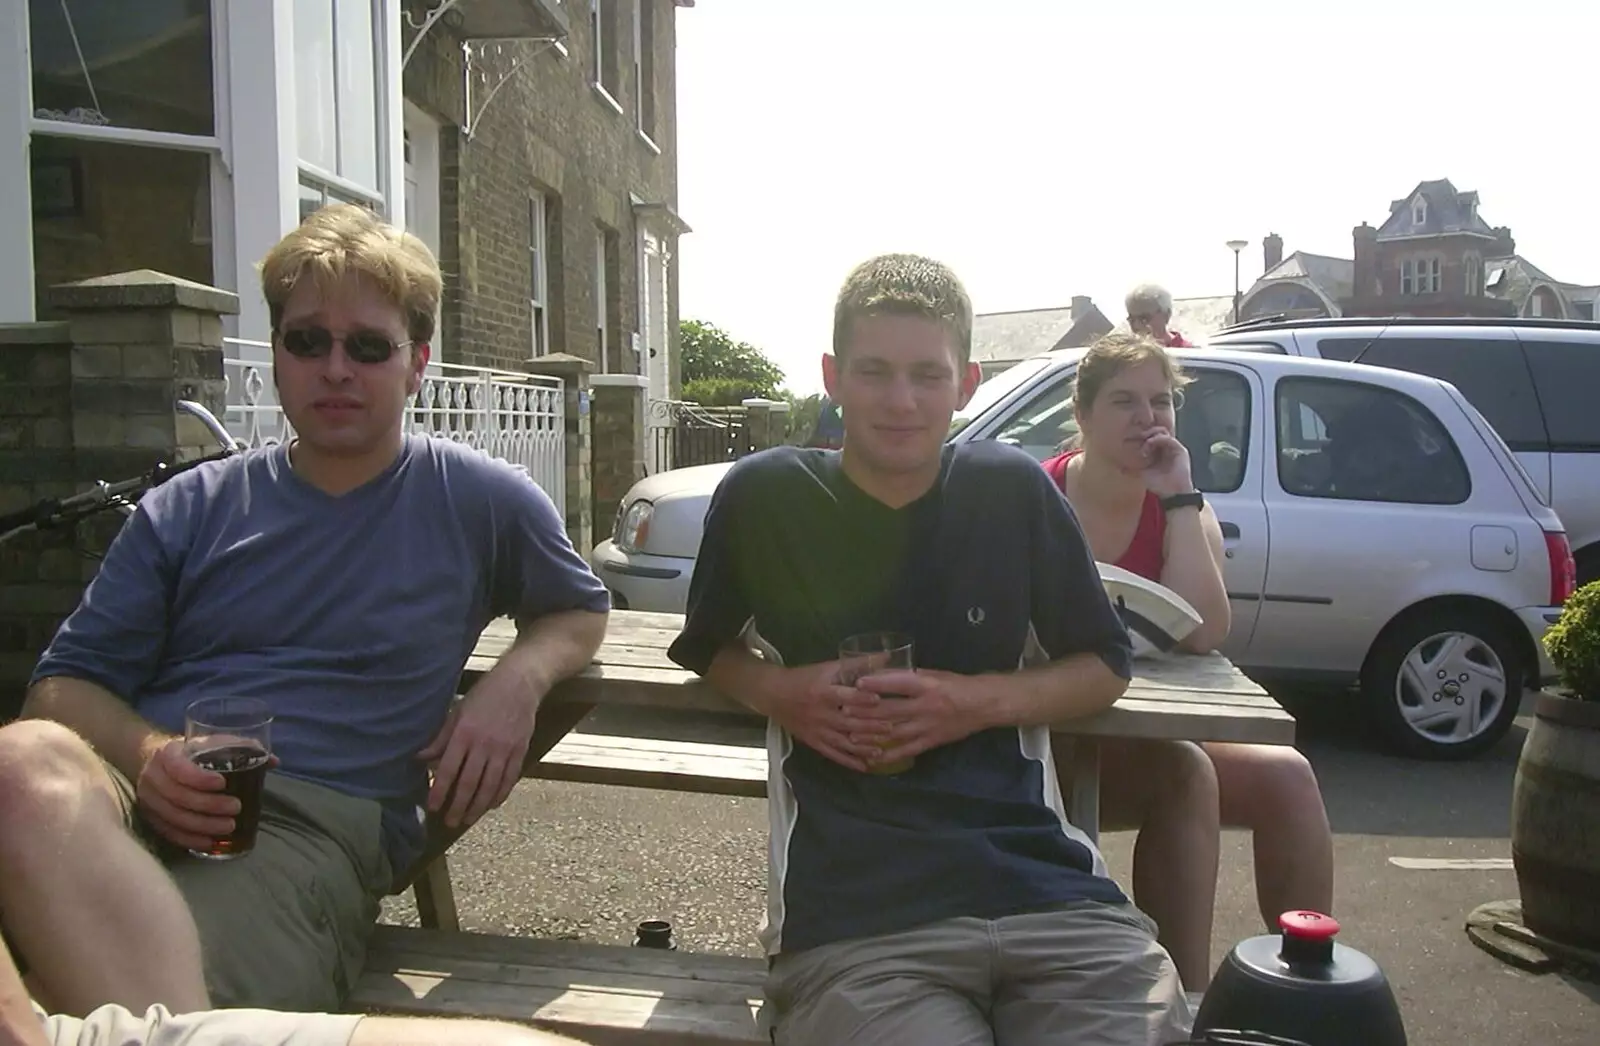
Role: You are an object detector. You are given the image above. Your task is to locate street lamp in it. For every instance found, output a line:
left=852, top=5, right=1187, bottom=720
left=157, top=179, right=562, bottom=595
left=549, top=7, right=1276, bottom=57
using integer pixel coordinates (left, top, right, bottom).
left=1226, top=239, right=1249, bottom=323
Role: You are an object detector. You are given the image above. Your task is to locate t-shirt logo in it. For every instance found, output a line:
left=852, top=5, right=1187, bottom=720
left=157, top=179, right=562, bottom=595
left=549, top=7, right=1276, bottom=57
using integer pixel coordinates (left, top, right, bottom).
left=967, top=605, right=986, bottom=626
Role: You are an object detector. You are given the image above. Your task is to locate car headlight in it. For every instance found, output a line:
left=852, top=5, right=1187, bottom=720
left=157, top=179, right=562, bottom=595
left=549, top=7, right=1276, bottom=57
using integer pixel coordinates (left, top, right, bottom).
left=616, top=499, right=654, bottom=553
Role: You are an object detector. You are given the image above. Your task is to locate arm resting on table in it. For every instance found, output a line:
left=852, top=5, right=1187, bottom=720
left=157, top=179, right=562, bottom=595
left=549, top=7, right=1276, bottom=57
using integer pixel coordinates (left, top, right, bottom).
left=486, top=608, right=610, bottom=708
left=704, top=643, right=791, bottom=718
left=967, top=651, right=1130, bottom=731
left=21, top=677, right=171, bottom=786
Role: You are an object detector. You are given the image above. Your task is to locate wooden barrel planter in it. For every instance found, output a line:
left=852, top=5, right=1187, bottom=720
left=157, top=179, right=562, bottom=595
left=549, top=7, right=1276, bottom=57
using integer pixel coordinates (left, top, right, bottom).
left=1511, top=691, right=1600, bottom=950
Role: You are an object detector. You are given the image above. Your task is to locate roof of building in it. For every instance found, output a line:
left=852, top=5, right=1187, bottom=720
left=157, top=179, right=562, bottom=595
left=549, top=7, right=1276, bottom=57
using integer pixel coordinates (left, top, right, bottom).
left=971, top=302, right=1112, bottom=364
left=1377, top=178, right=1497, bottom=240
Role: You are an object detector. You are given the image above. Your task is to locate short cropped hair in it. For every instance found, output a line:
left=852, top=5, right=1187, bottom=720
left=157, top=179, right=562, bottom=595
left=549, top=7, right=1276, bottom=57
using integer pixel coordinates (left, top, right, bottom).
left=1124, top=283, right=1174, bottom=319
left=832, top=253, right=974, bottom=366
left=259, top=203, right=442, bottom=344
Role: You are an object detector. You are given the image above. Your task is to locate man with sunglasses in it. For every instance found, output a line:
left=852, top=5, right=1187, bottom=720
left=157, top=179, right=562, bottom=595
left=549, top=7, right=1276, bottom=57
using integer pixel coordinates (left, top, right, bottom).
left=3, top=204, right=611, bottom=1017
left=1125, top=284, right=1194, bottom=348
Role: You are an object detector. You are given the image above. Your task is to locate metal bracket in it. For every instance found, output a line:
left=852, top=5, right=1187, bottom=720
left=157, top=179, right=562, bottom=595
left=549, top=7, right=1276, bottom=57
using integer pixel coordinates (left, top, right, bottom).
left=462, top=37, right=557, bottom=140
left=402, top=0, right=464, bottom=69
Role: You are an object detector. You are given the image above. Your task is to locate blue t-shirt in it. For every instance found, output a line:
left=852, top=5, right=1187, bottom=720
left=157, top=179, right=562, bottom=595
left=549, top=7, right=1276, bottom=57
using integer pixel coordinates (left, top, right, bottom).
left=667, top=442, right=1136, bottom=956
left=31, top=436, right=610, bottom=875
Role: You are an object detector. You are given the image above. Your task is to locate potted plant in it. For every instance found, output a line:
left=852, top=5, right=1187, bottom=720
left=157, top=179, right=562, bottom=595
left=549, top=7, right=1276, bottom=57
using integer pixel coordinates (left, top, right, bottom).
left=1511, top=580, right=1600, bottom=951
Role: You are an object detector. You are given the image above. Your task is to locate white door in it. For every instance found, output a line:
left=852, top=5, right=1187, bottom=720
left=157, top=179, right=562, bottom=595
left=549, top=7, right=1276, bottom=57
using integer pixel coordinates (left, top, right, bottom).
left=642, top=231, right=670, bottom=402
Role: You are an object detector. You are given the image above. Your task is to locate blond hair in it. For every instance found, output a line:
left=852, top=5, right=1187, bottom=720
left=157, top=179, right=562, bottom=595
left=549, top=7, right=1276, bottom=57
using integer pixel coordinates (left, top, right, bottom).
left=1072, top=330, right=1191, bottom=415
left=832, top=253, right=973, bottom=365
left=259, top=203, right=442, bottom=344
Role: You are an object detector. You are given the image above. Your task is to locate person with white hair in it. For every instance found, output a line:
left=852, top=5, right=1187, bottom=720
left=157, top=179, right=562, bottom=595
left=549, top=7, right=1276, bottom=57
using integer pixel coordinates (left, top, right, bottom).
left=1125, top=284, right=1193, bottom=348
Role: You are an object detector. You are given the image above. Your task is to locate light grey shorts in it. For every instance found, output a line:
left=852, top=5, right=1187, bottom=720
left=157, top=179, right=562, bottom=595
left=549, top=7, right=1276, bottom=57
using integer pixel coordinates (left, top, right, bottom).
left=764, top=900, right=1194, bottom=1046
left=33, top=1000, right=362, bottom=1046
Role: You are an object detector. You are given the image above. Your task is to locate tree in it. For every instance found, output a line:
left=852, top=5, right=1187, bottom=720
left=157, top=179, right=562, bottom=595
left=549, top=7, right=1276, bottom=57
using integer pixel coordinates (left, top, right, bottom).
left=679, top=319, right=786, bottom=406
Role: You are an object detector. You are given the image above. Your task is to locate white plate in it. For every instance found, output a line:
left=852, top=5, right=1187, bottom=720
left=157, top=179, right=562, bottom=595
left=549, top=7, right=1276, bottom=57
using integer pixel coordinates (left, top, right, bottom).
left=1097, top=562, right=1203, bottom=659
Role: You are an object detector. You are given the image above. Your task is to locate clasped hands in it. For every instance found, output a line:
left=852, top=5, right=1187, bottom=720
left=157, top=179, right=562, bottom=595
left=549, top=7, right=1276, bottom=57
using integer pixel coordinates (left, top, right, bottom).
left=773, top=662, right=989, bottom=774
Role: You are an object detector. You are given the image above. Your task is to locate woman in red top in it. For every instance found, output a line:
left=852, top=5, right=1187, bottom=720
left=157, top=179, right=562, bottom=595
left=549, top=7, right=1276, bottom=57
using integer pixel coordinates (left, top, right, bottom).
left=1042, top=332, right=1333, bottom=992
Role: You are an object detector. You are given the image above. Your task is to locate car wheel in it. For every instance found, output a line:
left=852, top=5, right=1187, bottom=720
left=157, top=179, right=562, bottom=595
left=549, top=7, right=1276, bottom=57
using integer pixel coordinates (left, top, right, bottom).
left=1361, top=609, right=1524, bottom=760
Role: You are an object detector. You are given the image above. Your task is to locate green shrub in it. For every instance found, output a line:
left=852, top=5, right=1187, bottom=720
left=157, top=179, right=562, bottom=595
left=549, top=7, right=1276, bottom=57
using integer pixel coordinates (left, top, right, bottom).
left=1545, top=580, right=1600, bottom=700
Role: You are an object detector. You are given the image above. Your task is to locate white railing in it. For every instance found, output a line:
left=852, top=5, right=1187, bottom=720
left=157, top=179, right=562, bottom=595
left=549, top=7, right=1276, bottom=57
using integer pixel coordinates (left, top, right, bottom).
left=412, top=361, right=567, bottom=521
left=221, top=339, right=567, bottom=520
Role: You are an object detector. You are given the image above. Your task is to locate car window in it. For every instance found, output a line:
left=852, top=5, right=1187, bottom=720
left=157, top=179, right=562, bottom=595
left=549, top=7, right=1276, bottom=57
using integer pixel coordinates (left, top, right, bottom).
left=1275, top=377, right=1470, bottom=505
left=991, top=376, right=1076, bottom=461
left=1318, top=336, right=1548, bottom=451
left=1521, top=341, right=1600, bottom=451
left=949, top=357, right=1055, bottom=439
left=1176, top=367, right=1251, bottom=493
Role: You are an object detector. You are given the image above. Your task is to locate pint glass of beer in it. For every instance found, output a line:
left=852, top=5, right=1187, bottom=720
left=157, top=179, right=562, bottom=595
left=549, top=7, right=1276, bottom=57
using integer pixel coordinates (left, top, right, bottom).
left=184, top=696, right=273, bottom=860
left=838, top=631, right=915, bottom=775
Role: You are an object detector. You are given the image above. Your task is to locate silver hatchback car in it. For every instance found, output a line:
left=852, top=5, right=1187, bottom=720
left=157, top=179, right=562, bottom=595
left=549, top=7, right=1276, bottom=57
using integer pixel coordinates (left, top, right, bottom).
left=950, top=347, right=1572, bottom=758
left=592, top=348, right=1575, bottom=758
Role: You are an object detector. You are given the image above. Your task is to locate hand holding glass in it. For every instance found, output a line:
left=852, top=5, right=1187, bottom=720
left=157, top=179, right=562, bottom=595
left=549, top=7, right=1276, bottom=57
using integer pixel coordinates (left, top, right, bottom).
left=838, top=632, right=915, bottom=775
left=183, top=696, right=273, bottom=860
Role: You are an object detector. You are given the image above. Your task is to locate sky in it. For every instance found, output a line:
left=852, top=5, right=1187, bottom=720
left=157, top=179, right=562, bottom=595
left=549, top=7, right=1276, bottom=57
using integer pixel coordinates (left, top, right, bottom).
left=673, top=0, right=1598, bottom=395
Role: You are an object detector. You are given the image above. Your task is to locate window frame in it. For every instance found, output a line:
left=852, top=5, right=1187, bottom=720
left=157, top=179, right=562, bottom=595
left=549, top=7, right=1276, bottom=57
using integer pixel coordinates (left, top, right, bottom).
left=590, top=0, right=623, bottom=111
left=594, top=227, right=609, bottom=373
left=530, top=193, right=551, bottom=359
left=1400, top=256, right=1441, bottom=296
left=1316, top=335, right=1549, bottom=452
left=1519, top=339, right=1600, bottom=451
left=1273, top=375, right=1472, bottom=505
left=1175, top=366, right=1253, bottom=495
left=634, top=0, right=658, bottom=148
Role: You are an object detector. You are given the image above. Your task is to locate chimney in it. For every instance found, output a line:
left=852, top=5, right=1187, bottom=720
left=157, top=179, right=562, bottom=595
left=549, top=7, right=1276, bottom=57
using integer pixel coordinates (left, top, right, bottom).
left=1352, top=222, right=1379, bottom=301
left=1263, top=233, right=1284, bottom=272
left=1492, top=226, right=1516, bottom=258
left=1070, top=295, right=1093, bottom=320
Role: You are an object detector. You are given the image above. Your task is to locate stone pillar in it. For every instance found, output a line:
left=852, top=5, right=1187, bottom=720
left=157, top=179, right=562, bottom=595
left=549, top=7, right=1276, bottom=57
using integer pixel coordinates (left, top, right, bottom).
left=589, top=375, right=650, bottom=541
left=742, top=398, right=792, bottom=452
left=0, top=270, right=237, bottom=716
left=525, top=353, right=594, bottom=555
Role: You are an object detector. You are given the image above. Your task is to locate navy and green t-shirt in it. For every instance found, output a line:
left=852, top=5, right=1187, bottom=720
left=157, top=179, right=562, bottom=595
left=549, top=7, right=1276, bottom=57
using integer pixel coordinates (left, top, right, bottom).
left=667, top=440, right=1136, bottom=956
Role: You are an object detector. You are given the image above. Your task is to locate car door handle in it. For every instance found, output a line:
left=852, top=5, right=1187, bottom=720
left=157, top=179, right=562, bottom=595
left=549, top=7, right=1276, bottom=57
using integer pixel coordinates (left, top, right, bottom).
left=1220, top=521, right=1241, bottom=539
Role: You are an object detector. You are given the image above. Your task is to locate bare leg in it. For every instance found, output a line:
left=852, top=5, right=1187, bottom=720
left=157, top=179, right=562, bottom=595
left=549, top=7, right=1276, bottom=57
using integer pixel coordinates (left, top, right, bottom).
left=0, top=720, right=209, bottom=1017
left=350, top=1016, right=589, bottom=1045
left=1061, top=738, right=1221, bottom=991
left=1205, top=741, right=1334, bottom=926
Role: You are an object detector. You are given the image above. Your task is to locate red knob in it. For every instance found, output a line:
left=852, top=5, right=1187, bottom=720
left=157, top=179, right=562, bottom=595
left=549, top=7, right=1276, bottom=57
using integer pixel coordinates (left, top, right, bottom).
left=1279, top=910, right=1340, bottom=940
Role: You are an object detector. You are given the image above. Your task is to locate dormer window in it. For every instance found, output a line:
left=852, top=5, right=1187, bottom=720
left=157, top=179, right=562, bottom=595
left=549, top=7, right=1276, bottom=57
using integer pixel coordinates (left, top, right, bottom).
left=1412, top=198, right=1428, bottom=226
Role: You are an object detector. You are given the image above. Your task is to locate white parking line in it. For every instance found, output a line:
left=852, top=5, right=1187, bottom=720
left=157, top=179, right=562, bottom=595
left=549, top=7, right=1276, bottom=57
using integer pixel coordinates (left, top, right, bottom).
left=1388, top=857, right=1513, bottom=870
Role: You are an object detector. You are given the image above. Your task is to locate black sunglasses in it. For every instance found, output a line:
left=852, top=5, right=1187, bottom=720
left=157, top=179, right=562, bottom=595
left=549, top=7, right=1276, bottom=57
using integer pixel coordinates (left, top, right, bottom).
left=277, top=326, right=412, bottom=365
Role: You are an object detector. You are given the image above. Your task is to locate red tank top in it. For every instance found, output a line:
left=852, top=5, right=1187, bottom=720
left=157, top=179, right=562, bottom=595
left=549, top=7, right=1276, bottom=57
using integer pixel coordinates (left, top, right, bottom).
left=1041, top=450, right=1166, bottom=582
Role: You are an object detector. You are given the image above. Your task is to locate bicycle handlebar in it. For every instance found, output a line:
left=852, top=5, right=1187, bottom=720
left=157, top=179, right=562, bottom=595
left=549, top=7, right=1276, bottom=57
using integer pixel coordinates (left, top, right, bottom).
left=0, top=399, right=243, bottom=542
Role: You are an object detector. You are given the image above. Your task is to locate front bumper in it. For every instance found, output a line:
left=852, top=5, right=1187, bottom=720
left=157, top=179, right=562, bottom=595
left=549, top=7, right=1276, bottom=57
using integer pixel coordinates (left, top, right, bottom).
left=590, top=539, right=695, bottom=614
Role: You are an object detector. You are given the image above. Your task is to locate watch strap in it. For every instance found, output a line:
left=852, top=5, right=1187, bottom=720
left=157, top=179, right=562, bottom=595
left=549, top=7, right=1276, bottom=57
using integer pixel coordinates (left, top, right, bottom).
left=1160, top=491, right=1205, bottom=513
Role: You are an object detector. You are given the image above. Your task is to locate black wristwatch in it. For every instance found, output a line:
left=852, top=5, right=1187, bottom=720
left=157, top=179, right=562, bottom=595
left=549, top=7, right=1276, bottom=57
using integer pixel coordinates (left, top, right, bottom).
left=1160, top=491, right=1205, bottom=513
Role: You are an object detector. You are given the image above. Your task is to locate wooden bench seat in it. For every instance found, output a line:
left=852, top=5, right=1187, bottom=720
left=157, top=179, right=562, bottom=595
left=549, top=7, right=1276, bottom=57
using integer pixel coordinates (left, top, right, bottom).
left=526, top=732, right=768, bottom=798
left=352, top=925, right=765, bottom=1044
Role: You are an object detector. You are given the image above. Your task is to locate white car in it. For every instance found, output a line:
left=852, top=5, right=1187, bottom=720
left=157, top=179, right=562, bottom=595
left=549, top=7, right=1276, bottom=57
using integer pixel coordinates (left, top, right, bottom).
left=591, top=462, right=733, bottom=613
left=592, top=347, right=1574, bottom=758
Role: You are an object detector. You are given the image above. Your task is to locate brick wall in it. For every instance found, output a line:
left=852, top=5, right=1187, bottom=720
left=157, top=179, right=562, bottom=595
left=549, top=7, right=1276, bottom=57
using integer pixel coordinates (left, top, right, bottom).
left=0, top=273, right=234, bottom=718
left=402, top=0, right=684, bottom=380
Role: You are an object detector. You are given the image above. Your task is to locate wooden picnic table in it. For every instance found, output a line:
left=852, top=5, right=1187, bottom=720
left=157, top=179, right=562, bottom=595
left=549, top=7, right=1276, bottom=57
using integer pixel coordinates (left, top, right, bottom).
left=365, top=611, right=1295, bottom=1035
left=461, top=609, right=1295, bottom=842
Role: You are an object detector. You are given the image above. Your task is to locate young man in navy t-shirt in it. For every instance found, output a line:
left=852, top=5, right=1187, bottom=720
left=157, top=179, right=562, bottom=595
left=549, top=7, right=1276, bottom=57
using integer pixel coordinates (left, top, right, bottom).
left=668, top=255, right=1192, bottom=1044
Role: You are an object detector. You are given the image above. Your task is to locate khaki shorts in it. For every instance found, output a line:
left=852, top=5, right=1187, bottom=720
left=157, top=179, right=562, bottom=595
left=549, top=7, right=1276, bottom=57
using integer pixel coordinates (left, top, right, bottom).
left=104, top=765, right=393, bottom=1012
left=764, top=901, right=1193, bottom=1046
left=32, top=1000, right=361, bottom=1046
